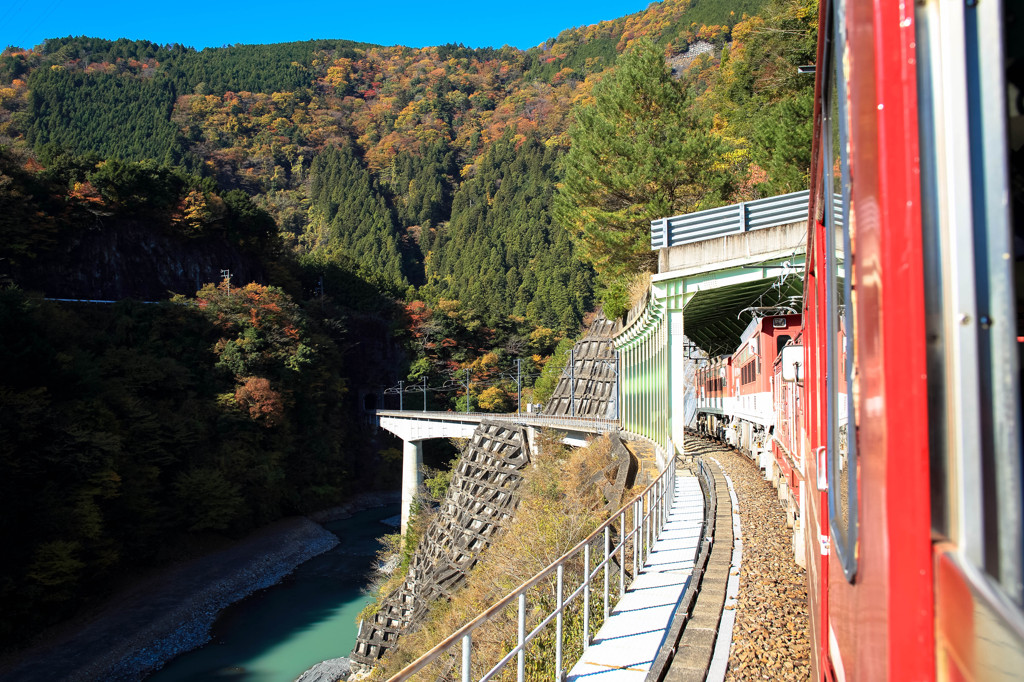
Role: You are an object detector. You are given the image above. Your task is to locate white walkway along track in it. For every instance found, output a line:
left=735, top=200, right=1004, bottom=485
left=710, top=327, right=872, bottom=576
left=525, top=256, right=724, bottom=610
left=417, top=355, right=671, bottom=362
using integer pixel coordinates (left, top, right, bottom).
left=384, top=457, right=687, bottom=682
left=567, top=473, right=704, bottom=681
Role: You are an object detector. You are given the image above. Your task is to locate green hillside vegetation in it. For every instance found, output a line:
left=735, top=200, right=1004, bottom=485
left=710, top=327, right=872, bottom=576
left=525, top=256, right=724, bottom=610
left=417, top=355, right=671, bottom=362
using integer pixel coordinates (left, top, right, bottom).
left=0, top=0, right=818, bottom=653
left=305, top=144, right=412, bottom=294
left=424, top=130, right=593, bottom=331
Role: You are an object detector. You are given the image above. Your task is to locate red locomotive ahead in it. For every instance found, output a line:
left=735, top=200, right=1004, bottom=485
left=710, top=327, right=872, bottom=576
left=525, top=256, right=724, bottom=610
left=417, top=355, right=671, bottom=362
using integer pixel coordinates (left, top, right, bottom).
left=694, top=0, right=1024, bottom=677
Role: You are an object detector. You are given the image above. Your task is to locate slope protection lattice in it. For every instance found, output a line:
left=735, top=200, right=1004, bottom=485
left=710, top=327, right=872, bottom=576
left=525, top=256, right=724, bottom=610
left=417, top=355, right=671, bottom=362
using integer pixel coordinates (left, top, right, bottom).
left=544, top=317, right=618, bottom=418
left=350, top=420, right=530, bottom=667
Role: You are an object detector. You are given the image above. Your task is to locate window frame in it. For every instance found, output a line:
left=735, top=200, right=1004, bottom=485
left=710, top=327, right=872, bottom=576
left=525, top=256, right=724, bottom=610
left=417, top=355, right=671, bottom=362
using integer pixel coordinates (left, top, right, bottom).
left=821, top=0, right=859, bottom=582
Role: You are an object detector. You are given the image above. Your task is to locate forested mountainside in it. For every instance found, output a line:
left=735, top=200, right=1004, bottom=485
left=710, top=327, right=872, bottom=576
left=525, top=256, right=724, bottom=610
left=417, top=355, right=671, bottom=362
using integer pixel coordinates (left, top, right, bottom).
left=0, top=0, right=817, bottom=650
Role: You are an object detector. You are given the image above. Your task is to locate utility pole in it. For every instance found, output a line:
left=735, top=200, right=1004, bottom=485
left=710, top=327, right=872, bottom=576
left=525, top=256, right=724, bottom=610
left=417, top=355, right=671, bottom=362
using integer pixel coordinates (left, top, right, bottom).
left=570, top=347, right=576, bottom=417
left=463, top=369, right=472, bottom=414
left=398, top=380, right=404, bottom=411
left=422, top=376, right=427, bottom=412
left=517, top=357, right=522, bottom=416
left=220, top=269, right=232, bottom=292
left=615, top=352, right=621, bottom=421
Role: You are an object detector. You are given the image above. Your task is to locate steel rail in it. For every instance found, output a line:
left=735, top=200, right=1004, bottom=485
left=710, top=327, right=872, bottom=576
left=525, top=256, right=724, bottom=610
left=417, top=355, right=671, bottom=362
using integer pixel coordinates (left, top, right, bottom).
left=386, top=452, right=678, bottom=682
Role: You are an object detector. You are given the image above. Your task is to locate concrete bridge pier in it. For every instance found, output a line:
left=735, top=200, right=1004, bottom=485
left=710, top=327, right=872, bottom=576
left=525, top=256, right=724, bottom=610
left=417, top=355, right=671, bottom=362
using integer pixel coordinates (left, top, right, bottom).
left=401, top=439, right=423, bottom=537
left=376, top=411, right=620, bottom=539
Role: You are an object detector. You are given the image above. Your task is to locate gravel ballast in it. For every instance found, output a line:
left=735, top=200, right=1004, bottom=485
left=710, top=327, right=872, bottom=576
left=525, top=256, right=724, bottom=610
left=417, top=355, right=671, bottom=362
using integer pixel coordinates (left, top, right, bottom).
left=686, top=435, right=811, bottom=681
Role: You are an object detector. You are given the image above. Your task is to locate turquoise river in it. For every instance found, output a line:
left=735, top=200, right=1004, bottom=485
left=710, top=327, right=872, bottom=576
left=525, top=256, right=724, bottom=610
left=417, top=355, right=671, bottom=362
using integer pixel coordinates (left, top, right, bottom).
left=148, top=503, right=400, bottom=682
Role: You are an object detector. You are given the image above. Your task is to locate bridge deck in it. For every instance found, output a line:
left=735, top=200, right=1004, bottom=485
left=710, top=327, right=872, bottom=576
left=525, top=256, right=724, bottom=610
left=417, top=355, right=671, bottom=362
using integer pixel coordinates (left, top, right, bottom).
left=375, top=410, right=619, bottom=432
left=567, top=474, right=704, bottom=681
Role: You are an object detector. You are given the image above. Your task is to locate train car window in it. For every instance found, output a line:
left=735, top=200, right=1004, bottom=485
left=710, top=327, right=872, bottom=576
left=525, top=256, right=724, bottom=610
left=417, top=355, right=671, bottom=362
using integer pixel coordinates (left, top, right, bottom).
left=823, top=0, right=858, bottom=582
left=916, top=0, right=1024, bottom=605
left=776, top=334, right=792, bottom=358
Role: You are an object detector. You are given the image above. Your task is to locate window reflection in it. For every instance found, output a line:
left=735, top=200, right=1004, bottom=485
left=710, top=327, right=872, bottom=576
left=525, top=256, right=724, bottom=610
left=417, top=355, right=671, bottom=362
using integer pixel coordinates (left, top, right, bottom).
left=825, top=0, right=858, bottom=581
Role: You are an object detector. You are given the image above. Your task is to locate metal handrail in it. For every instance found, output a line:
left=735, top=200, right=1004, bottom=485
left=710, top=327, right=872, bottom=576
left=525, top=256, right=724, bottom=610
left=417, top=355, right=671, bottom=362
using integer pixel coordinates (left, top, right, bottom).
left=386, top=454, right=678, bottom=682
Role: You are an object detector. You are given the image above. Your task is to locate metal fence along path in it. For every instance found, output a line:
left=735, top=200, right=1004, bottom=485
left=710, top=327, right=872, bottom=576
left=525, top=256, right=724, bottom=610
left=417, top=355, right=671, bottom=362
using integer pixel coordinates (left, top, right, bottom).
left=385, top=457, right=687, bottom=682
left=566, top=473, right=704, bottom=681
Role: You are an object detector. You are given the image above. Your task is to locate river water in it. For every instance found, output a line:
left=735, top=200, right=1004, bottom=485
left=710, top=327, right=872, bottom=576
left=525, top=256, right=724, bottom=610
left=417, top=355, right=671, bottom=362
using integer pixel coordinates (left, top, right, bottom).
left=148, top=504, right=400, bottom=682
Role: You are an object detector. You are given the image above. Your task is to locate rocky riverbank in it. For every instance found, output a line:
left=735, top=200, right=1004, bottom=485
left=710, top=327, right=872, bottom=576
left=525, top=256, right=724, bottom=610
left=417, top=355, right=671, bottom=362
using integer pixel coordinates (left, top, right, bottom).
left=0, top=491, right=400, bottom=682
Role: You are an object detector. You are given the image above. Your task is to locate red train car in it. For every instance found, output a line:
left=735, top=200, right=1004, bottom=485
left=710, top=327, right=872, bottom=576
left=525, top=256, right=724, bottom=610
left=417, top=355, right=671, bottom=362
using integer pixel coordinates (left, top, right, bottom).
left=695, top=314, right=800, bottom=454
left=773, top=334, right=805, bottom=558
left=693, top=314, right=806, bottom=555
left=794, top=0, right=1024, bottom=678
left=695, top=355, right=733, bottom=440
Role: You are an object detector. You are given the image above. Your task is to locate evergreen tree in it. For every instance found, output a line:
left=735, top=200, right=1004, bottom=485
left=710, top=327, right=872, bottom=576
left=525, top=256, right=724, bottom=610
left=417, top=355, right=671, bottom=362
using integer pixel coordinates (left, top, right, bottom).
left=555, top=39, right=733, bottom=315
left=306, top=145, right=410, bottom=295
left=427, top=131, right=593, bottom=332
left=382, top=142, right=457, bottom=230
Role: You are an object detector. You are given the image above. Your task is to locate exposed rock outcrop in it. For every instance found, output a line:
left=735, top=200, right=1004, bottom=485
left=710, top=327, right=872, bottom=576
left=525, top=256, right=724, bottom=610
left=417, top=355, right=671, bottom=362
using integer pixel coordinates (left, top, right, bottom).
left=296, top=656, right=352, bottom=682
left=12, top=219, right=265, bottom=301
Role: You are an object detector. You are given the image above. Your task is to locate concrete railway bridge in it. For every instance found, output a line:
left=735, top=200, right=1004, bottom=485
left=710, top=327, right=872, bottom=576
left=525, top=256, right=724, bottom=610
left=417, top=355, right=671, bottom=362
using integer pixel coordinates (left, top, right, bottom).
left=368, top=191, right=809, bottom=681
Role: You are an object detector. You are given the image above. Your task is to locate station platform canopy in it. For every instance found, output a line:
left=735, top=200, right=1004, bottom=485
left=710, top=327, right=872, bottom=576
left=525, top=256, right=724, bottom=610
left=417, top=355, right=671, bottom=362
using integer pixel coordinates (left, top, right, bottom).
left=675, top=268, right=804, bottom=356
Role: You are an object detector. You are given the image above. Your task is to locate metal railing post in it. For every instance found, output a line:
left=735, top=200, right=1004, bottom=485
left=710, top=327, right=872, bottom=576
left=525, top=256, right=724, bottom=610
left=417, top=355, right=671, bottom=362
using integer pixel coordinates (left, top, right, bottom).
left=556, top=564, right=564, bottom=681
left=583, top=542, right=591, bottom=649
left=647, top=487, right=653, bottom=556
left=656, top=477, right=661, bottom=536
left=603, top=526, right=611, bottom=621
left=518, top=593, right=526, bottom=682
left=619, top=509, right=626, bottom=596
left=653, top=479, right=659, bottom=540
left=661, top=475, right=667, bottom=533
left=462, top=634, right=472, bottom=682
left=633, top=498, right=639, bottom=578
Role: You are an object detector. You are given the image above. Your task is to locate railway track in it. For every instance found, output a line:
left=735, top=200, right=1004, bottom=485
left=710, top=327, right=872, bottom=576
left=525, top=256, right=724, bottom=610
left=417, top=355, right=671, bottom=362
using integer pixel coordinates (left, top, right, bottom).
left=682, top=434, right=811, bottom=681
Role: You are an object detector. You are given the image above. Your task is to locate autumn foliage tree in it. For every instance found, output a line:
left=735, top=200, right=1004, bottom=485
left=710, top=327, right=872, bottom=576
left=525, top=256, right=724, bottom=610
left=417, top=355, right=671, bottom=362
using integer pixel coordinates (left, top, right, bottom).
left=194, top=281, right=313, bottom=378
left=235, top=376, right=285, bottom=426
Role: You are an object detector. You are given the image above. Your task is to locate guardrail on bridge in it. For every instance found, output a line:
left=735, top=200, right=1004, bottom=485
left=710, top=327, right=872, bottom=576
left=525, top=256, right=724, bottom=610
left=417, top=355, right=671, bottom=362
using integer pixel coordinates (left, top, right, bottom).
left=374, top=410, right=620, bottom=435
left=650, top=190, right=810, bottom=249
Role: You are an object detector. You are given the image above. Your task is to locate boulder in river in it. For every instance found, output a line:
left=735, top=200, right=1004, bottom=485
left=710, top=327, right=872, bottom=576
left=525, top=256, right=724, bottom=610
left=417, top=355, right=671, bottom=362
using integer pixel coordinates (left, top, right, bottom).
left=296, top=656, right=351, bottom=682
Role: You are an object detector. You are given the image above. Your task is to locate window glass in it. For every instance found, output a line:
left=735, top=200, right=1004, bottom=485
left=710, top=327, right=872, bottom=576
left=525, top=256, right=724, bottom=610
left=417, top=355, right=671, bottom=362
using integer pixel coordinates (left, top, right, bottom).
left=824, top=1, right=858, bottom=581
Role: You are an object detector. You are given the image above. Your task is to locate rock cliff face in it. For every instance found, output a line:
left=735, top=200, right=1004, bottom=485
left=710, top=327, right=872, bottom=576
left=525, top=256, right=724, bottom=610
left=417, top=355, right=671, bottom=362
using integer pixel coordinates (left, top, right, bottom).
left=12, top=219, right=265, bottom=300
left=350, top=421, right=531, bottom=668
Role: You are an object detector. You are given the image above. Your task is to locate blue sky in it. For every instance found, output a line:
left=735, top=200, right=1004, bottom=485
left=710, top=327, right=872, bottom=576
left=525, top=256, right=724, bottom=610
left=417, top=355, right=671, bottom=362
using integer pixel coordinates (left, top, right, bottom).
left=1, top=1, right=655, bottom=52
